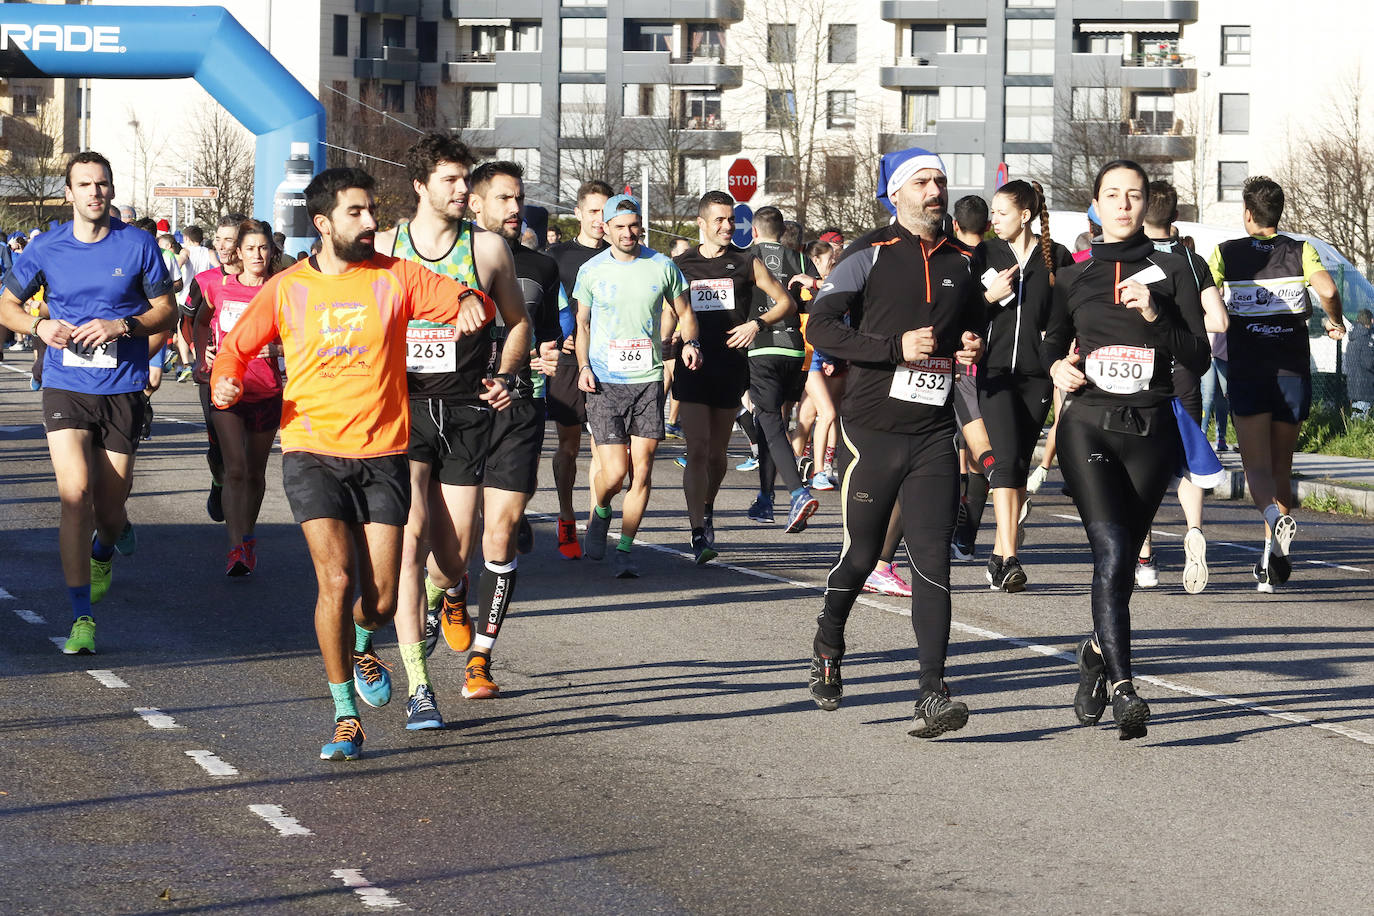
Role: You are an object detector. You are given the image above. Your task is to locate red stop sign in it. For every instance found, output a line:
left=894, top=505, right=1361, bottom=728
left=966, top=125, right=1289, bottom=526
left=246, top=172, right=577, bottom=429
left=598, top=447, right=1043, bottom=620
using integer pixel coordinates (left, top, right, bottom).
left=727, top=158, right=758, bottom=203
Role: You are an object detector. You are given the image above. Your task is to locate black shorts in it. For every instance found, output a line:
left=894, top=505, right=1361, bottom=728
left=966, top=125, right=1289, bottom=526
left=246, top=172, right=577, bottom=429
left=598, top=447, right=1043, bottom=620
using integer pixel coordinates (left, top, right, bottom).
left=586, top=380, right=664, bottom=445
left=281, top=451, right=410, bottom=526
left=486, top=397, right=545, bottom=495
left=1229, top=373, right=1311, bottom=424
left=213, top=396, right=283, bottom=435
left=952, top=366, right=982, bottom=429
left=408, top=397, right=495, bottom=487
left=672, top=347, right=747, bottom=409
left=748, top=354, right=806, bottom=411
left=41, top=388, right=144, bottom=455
left=546, top=350, right=587, bottom=427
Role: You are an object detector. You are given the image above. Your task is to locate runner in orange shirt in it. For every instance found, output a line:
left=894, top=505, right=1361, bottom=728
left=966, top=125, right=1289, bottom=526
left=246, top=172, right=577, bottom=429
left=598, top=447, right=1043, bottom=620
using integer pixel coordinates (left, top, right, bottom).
left=211, top=168, right=495, bottom=760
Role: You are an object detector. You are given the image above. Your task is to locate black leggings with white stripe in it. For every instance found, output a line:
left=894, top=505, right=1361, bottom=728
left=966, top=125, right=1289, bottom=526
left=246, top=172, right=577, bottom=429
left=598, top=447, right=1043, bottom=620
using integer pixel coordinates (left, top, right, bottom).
left=814, top=418, right=958, bottom=694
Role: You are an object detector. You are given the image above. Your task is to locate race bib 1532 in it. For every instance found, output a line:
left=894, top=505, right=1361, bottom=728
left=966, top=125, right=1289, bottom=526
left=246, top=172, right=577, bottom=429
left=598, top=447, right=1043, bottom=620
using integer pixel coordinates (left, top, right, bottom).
left=889, top=357, right=952, bottom=406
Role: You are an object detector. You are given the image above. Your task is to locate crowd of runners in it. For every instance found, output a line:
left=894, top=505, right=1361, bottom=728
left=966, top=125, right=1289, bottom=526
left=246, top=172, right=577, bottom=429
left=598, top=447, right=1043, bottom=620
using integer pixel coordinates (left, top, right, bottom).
left=0, top=139, right=1347, bottom=758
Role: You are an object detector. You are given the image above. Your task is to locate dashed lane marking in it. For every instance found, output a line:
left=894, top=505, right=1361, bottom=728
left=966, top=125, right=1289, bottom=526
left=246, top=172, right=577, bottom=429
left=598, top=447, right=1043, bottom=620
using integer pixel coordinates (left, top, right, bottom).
left=48, top=636, right=67, bottom=650
left=186, top=750, right=239, bottom=777
left=248, top=804, right=314, bottom=836
left=0, top=587, right=14, bottom=600
left=12, top=608, right=43, bottom=624
left=86, top=670, right=129, bottom=688
left=133, top=707, right=183, bottom=729
left=331, top=869, right=404, bottom=908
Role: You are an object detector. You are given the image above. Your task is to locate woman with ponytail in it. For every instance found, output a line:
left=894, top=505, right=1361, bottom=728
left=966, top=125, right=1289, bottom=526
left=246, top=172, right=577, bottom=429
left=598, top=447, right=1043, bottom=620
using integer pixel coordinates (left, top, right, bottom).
left=975, top=180, right=1073, bottom=592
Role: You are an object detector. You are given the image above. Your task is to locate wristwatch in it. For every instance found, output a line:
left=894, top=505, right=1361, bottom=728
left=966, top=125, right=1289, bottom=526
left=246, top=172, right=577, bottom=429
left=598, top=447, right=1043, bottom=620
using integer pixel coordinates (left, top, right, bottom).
left=752, top=317, right=766, bottom=332
left=683, top=339, right=701, bottom=349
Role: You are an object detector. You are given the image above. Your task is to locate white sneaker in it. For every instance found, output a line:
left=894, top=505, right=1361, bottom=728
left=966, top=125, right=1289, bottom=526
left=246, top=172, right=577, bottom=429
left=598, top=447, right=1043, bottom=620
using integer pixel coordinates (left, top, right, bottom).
left=1134, top=556, right=1159, bottom=588
left=1182, top=527, right=1208, bottom=594
left=1026, top=465, right=1049, bottom=494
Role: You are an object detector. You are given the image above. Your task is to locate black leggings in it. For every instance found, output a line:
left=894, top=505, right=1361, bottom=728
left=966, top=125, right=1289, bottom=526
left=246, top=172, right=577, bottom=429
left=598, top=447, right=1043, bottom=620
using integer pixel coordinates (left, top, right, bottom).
left=979, top=371, right=1052, bottom=489
left=1057, top=399, right=1178, bottom=685
left=815, top=419, right=957, bottom=693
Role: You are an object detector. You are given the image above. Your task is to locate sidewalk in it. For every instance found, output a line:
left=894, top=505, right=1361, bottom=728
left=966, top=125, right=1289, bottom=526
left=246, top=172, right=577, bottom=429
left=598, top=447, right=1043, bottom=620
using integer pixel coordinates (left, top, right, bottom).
left=1217, top=451, right=1374, bottom=518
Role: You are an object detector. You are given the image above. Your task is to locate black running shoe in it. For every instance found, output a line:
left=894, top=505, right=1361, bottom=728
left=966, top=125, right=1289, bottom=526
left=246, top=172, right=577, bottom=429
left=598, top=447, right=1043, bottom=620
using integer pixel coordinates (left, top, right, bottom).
left=798, top=455, right=814, bottom=482
left=993, top=556, right=1027, bottom=593
left=206, top=482, right=224, bottom=522
left=985, top=555, right=1003, bottom=586
left=1111, top=683, right=1150, bottom=740
left=1073, top=638, right=1108, bottom=725
left=909, top=684, right=969, bottom=738
left=808, top=652, right=843, bottom=711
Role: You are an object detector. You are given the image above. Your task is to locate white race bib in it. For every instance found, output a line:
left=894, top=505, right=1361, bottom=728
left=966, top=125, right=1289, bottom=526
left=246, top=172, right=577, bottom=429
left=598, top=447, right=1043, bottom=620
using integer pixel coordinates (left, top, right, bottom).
left=689, top=278, right=734, bottom=312
left=406, top=326, right=456, bottom=374
left=218, top=300, right=250, bottom=334
left=1085, top=345, right=1154, bottom=395
left=608, top=337, right=653, bottom=372
left=889, top=357, right=953, bottom=405
left=62, top=342, right=117, bottom=370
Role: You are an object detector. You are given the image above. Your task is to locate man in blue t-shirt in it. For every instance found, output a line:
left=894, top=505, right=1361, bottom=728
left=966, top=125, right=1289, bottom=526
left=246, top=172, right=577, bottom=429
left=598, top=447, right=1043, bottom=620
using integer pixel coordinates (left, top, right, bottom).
left=0, top=151, right=176, bottom=655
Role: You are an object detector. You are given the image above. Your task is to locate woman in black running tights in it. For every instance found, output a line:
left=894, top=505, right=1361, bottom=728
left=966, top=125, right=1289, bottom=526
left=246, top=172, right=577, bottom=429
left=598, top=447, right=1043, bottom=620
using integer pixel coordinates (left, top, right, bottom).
left=1042, top=161, right=1209, bottom=740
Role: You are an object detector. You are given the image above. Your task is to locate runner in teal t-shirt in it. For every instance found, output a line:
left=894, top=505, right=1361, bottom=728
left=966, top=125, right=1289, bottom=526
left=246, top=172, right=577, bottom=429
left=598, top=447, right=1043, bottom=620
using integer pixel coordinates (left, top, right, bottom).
left=573, top=194, right=700, bottom=578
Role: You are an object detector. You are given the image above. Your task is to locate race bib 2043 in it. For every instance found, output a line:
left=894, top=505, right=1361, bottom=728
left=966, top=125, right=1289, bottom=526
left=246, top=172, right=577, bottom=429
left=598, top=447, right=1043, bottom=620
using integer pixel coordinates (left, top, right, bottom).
left=689, top=278, right=734, bottom=313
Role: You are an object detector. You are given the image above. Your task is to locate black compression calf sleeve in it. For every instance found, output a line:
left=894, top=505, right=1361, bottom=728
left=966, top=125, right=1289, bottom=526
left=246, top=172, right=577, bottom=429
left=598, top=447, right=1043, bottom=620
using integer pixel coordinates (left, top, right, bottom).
left=474, top=558, right=517, bottom=651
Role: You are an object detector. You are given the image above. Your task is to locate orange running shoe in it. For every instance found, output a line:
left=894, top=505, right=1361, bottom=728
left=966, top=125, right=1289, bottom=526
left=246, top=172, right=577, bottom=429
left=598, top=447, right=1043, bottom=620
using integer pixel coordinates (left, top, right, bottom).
left=557, top=518, right=582, bottom=560
left=462, top=654, right=500, bottom=699
left=440, top=575, right=473, bottom=652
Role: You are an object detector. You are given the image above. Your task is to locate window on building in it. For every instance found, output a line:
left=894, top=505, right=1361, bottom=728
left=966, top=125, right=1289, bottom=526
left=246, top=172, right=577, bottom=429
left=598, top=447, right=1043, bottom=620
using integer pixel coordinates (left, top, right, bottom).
left=828, top=24, right=857, bottom=64
left=1221, top=26, right=1250, bottom=66
left=622, top=84, right=664, bottom=118
left=561, top=0, right=605, bottom=7
left=954, top=24, right=988, bottom=54
left=906, top=25, right=943, bottom=60
left=1006, top=18, right=1054, bottom=73
left=681, top=89, right=722, bottom=127
left=678, top=156, right=721, bottom=195
left=512, top=22, right=542, bottom=52
left=497, top=148, right=541, bottom=182
left=416, top=86, right=436, bottom=127
left=826, top=155, right=855, bottom=193
left=1077, top=31, right=1124, bottom=56
left=766, top=89, right=796, bottom=128
left=1218, top=161, right=1248, bottom=201
left=625, top=21, right=673, bottom=53
left=560, top=83, right=606, bottom=136
left=381, top=82, right=405, bottom=113
left=1007, top=0, right=1055, bottom=6
left=685, top=25, right=724, bottom=61
left=11, top=85, right=41, bottom=117
left=765, top=155, right=796, bottom=194
left=562, top=18, right=607, bottom=72
left=1133, top=92, right=1174, bottom=133
left=1219, top=93, right=1250, bottom=134
left=939, top=85, right=985, bottom=121
left=332, top=15, right=348, bottom=57
left=359, top=17, right=371, bottom=58
left=1003, top=154, right=1053, bottom=194
left=1005, top=85, right=1054, bottom=142
left=827, top=91, right=856, bottom=130
left=902, top=90, right=937, bottom=132
left=767, top=24, right=795, bottom=63
left=498, top=83, right=541, bottom=117
left=1071, top=87, right=1114, bottom=120
left=417, top=20, right=437, bottom=62
left=945, top=153, right=985, bottom=188
left=381, top=17, right=405, bottom=49
left=463, top=86, right=496, bottom=129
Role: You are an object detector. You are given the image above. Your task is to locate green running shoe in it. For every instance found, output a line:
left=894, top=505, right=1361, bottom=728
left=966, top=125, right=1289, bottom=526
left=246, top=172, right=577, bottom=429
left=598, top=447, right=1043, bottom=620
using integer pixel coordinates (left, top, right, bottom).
left=90, top=556, right=113, bottom=603
left=63, top=616, right=96, bottom=655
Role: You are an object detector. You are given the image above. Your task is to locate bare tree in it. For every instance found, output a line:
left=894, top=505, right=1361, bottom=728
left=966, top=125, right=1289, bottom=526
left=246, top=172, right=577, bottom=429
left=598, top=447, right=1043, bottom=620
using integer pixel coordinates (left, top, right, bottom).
left=1047, top=76, right=1133, bottom=212
left=810, top=109, right=888, bottom=237
left=618, top=65, right=718, bottom=238
left=123, top=106, right=172, bottom=219
left=181, top=103, right=254, bottom=225
left=0, top=102, right=67, bottom=229
left=1175, top=90, right=1215, bottom=223
left=325, top=82, right=420, bottom=228
left=549, top=84, right=629, bottom=209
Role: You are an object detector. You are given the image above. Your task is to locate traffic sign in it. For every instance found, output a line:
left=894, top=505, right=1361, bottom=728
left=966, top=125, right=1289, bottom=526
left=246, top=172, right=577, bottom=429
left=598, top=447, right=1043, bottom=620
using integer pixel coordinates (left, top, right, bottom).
left=727, top=159, right=757, bottom=203
left=994, top=162, right=1009, bottom=189
left=153, top=186, right=219, bottom=198
left=732, top=204, right=753, bottom=248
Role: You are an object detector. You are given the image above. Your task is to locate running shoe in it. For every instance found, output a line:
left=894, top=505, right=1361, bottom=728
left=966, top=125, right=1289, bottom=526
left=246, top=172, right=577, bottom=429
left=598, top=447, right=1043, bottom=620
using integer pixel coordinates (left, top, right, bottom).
left=797, top=455, right=814, bottom=481
left=176, top=368, right=193, bottom=383
left=664, top=422, right=683, bottom=439
left=462, top=655, right=500, bottom=699
left=29, top=375, right=39, bottom=391
left=62, top=616, right=96, bottom=655
left=1268, top=514, right=1296, bottom=586
left=1182, top=527, right=1208, bottom=594
left=1073, top=638, right=1108, bottom=725
left=1026, top=464, right=1049, bottom=494
left=703, top=513, right=715, bottom=547
left=985, top=555, right=1002, bottom=586
left=1111, top=683, right=1150, bottom=740
left=951, top=501, right=975, bottom=560
left=1214, top=441, right=1230, bottom=453
left=785, top=488, right=819, bottom=533
left=691, top=531, right=718, bottom=566
left=950, top=537, right=976, bottom=562
left=674, top=455, right=687, bottom=469
left=206, top=482, right=224, bottom=522
left=613, top=550, right=639, bottom=579
left=516, top=515, right=534, bottom=554
left=1017, top=497, right=1031, bottom=550
left=735, top=455, right=759, bottom=472
left=352, top=649, right=392, bottom=708
left=747, top=495, right=775, bottom=524
left=584, top=508, right=611, bottom=561
left=808, top=652, right=843, bottom=711
left=557, top=519, right=583, bottom=560
left=908, top=684, right=969, bottom=738
left=405, top=684, right=444, bottom=730
left=990, top=556, right=1027, bottom=593
left=320, top=717, right=365, bottom=760
left=863, top=563, right=912, bottom=597
left=242, top=539, right=257, bottom=573
left=225, top=545, right=251, bottom=577
left=90, top=556, right=113, bottom=604
left=423, top=605, right=441, bottom=658
left=114, top=521, right=137, bottom=557
left=441, top=577, right=473, bottom=652
left=1134, top=555, right=1159, bottom=589
left=809, top=472, right=835, bottom=491
left=1254, top=560, right=1274, bottom=594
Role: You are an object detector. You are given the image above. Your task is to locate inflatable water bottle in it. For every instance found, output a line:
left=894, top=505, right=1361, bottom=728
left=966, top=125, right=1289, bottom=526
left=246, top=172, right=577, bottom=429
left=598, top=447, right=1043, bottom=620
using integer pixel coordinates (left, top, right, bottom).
left=273, top=142, right=315, bottom=257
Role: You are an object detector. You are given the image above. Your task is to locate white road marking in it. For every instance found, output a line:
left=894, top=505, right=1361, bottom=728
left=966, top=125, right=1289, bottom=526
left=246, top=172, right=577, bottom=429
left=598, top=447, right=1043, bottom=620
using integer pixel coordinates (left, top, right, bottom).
left=0, top=363, right=29, bottom=376
left=133, top=707, right=183, bottom=729
left=86, top=669, right=129, bottom=688
left=185, top=750, right=239, bottom=777
left=12, top=608, right=43, bottom=624
left=529, top=512, right=1374, bottom=750
left=331, top=869, right=404, bottom=908
left=0, top=587, right=14, bottom=600
left=0, top=424, right=40, bottom=432
left=49, top=636, right=67, bottom=650
left=248, top=804, right=314, bottom=836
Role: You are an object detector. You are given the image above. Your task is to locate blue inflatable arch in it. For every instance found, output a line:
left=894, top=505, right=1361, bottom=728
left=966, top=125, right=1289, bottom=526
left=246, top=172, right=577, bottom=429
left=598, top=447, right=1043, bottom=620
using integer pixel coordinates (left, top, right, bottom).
left=0, top=4, right=324, bottom=250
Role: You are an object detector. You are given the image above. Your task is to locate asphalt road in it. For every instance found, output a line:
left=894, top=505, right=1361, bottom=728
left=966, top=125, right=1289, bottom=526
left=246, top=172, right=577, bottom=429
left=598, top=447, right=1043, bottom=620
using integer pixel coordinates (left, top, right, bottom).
left=2, top=367, right=1372, bottom=915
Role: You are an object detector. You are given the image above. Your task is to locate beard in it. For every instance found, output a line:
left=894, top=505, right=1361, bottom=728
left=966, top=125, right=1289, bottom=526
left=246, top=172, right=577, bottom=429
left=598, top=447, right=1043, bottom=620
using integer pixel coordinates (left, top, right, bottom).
left=334, top=231, right=376, bottom=263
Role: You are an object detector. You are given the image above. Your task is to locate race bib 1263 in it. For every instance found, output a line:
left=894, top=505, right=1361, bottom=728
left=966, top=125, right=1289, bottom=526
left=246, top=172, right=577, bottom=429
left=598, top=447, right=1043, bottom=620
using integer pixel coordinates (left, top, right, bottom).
left=889, top=356, right=952, bottom=406
left=1085, top=345, right=1154, bottom=395
left=406, top=326, right=456, bottom=374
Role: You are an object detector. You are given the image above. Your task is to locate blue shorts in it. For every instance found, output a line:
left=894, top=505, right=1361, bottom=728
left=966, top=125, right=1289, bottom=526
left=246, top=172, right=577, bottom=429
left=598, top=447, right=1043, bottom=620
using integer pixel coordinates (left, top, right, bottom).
left=1228, top=373, right=1310, bottom=424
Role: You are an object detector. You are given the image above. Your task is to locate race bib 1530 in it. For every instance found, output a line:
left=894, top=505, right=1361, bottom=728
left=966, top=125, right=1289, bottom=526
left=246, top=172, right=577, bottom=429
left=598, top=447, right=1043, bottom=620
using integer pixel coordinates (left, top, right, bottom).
left=1085, top=345, right=1154, bottom=395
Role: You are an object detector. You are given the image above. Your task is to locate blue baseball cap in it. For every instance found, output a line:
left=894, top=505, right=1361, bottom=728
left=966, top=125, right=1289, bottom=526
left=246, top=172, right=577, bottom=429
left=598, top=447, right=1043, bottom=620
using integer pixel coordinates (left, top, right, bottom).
left=603, top=194, right=641, bottom=221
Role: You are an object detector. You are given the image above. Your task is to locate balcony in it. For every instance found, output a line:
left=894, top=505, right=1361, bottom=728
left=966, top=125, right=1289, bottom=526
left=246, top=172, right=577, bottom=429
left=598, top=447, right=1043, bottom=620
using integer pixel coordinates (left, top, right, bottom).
left=879, top=57, right=939, bottom=89
left=444, top=50, right=542, bottom=83
left=879, top=0, right=978, bottom=19
left=621, top=117, right=741, bottom=154
left=880, top=130, right=936, bottom=154
left=356, top=0, right=420, bottom=14
left=1070, top=51, right=1195, bottom=90
left=621, top=51, right=742, bottom=88
left=354, top=45, right=420, bottom=81
left=1071, top=1, right=1198, bottom=22
left=454, top=116, right=541, bottom=149
left=443, top=0, right=544, bottom=17
left=1121, top=119, right=1195, bottom=160
left=619, top=0, right=744, bottom=21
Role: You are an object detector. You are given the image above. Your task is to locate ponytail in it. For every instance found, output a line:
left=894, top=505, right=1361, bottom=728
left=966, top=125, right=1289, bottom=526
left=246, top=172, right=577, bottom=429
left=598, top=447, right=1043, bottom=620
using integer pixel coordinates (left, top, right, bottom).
left=1031, top=180, right=1056, bottom=287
